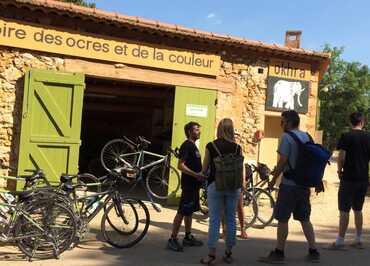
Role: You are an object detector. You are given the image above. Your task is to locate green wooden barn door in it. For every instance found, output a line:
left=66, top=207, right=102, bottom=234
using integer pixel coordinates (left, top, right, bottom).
left=168, top=86, right=217, bottom=201
left=17, top=69, right=85, bottom=186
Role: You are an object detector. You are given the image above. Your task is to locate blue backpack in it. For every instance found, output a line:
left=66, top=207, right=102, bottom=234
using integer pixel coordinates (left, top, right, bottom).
left=284, top=131, right=331, bottom=187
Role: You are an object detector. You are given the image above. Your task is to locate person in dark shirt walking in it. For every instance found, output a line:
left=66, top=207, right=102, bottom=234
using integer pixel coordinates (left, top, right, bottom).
left=329, top=112, right=370, bottom=250
left=167, top=122, right=205, bottom=252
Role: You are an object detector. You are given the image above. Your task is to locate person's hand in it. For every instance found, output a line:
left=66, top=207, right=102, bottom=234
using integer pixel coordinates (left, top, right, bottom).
left=195, top=172, right=206, bottom=182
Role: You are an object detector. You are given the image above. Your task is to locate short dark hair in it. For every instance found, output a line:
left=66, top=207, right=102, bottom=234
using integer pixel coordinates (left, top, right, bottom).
left=184, top=122, right=200, bottom=138
left=281, top=110, right=300, bottom=128
left=350, top=112, right=365, bottom=126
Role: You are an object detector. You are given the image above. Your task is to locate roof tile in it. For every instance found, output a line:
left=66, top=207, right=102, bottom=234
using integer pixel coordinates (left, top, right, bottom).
left=8, top=0, right=330, bottom=59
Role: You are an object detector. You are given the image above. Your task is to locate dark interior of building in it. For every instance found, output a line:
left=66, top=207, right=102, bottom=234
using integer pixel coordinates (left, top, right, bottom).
left=79, top=77, right=175, bottom=176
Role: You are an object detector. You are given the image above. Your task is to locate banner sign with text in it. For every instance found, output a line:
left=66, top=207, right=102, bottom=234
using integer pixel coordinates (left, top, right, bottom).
left=0, top=18, right=220, bottom=76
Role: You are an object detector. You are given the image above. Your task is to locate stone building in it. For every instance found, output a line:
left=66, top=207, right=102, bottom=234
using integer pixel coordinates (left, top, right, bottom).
left=0, top=0, right=330, bottom=190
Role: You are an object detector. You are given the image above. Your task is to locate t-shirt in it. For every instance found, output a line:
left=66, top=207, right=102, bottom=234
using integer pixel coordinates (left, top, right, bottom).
left=205, top=139, right=242, bottom=186
left=278, top=130, right=310, bottom=186
left=178, top=140, right=202, bottom=190
left=337, top=129, right=370, bottom=182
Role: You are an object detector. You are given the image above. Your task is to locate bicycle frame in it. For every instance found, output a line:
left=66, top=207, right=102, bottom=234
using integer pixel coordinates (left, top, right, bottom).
left=117, top=150, right=168, bottom=212
left=0, top=200, right=62, bottom=242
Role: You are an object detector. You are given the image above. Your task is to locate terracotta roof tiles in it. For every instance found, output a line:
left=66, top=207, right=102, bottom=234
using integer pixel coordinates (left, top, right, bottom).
left=7, top=0, right=330, bottom=61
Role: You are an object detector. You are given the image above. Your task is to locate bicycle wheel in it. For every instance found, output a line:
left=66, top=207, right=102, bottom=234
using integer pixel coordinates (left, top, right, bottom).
left=101, top=198, right=150, bottom=248
left=145, top=164, right=180, bottom=199
left=100, top=139, right=137, bottom=172
left=199, top=187, right=209, bottom=215
left=15, top=200, right=77, bottom=259
left=243, top=191, right=258, bottom=228
left=253, top=188, right=275, bottom=227
left=105, top=198, right=139, bottom=235
left=76, top=173, right=102, bottom=221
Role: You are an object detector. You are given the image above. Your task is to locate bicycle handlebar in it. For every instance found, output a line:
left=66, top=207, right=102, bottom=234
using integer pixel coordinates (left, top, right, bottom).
left=167, top=147, right=180, bottom=158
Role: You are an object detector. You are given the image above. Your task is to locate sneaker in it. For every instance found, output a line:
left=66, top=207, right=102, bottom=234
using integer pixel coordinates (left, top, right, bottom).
left=258, top=250, right=285, bottom=264
left=167, top=238, right=183, bottom=252
left=183, top=234, right=203, bottom=247
left=306, top=249, right=320, bottom=263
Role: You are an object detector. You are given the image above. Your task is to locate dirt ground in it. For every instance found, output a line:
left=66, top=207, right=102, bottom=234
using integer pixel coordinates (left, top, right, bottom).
left=1, top=161, right=369, bottom=266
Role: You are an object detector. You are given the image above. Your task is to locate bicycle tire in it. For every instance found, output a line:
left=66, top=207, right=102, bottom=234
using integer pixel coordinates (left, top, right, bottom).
left=101, top=198, right=150, bottom=248
left=243, top=190, right=258, bottom=228
left=14, top=200, right=77, bottom=259
left=252, top=188, right=275, bottom=227
left=145, top=164, right=180, bottom=199
left=100, top=139, right=137, bottom=172
left=199, top=187, right=208, bottom=215
left=105, top=198, right=139, bottom=235
left=73, top=173, right=103, bottom=223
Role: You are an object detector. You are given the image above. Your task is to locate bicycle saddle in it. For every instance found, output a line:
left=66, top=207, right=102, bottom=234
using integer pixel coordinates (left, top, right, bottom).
left=11, top=190, right=33, bottom=201
left=19, top=173, right=41, bottom=183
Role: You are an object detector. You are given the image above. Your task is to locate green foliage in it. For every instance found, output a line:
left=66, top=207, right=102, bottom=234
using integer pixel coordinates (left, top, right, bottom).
left=319, top=45, right=370, bottom=150
left=59, top=0, right=96, bottom=8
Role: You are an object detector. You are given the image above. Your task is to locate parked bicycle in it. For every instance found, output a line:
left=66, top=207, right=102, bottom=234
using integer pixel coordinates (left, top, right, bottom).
left=59, top=171, right=150, bottom=249
left=197, top=180, right=258, bottom=229
left=245, top=163, right=277, bottom=228
left=100, top=136, right=180, bottom=211
left=0, top=170, right=77, bottom=261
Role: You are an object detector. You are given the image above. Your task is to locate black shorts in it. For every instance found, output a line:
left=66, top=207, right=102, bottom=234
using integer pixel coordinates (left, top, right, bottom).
left=273, top=184, right=311, bottom=223
left=338, top=181, right=369, bottom=212
left=178, top=189, right=200, bottom=216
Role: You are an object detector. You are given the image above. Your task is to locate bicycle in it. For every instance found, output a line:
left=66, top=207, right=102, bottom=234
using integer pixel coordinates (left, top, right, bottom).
left=100, top=136, right=181, bottom=211
left=59, top=171, right=150, bottom=249
left=0, top=170, right=77, bottom=261
left=245, top=163, right=277, bottom=228
left=197, top=180, right=258, bottom=229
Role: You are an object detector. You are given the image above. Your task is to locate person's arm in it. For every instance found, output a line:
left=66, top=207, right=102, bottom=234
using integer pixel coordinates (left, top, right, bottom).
left=336, top=134, right=346, bottom=178
left=269, top=154, right=288, bottom=188
left=337, top=150, right=346, bottom=177
left=269, top=134, right=290, bottom=188
left=178, top=160, right=202, bottom=180
left=201, top=148, right=211, bottom=175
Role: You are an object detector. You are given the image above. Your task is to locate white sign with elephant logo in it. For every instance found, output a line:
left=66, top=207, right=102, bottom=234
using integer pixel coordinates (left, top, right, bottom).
left=266, top=77, right=309, bottom=113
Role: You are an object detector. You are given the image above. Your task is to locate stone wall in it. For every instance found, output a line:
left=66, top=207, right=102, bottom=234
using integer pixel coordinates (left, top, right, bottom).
left=216, top=58, right=320, bottom=161
left=0, top=47, right=64, bottom=181
left=216, top=59, right=269, bottom=160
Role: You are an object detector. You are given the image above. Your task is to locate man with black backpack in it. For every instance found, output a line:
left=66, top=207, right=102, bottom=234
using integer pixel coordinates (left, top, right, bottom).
left=259, top=110, right=325, bottom=264
left=328, top=112, right=370, bottom=250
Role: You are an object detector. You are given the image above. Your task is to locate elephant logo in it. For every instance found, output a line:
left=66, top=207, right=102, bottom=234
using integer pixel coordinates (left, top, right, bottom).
left=272, top=80, right=305, bottom=110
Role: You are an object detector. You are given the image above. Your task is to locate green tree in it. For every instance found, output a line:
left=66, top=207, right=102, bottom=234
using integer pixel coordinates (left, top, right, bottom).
left=59, top=0, right=95, bottom=8
left=319, top=45, right=370, bottom=150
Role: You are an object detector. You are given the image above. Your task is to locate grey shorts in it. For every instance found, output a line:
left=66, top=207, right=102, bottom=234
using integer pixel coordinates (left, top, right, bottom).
left=273, top=184, right=311, bottom=222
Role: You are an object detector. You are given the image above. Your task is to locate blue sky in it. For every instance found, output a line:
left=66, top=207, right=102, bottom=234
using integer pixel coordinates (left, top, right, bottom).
left=95, top=0, right=369, bottom=66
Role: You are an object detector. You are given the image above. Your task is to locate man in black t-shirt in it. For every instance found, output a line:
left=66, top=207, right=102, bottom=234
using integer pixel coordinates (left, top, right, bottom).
left=167, top=122, right=205, bottom=252
left=329, top=112, right=370, bottom=249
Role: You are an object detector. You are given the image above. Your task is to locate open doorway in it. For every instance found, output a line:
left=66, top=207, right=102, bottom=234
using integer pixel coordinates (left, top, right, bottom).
left=79, top=77, right=175, bottom=176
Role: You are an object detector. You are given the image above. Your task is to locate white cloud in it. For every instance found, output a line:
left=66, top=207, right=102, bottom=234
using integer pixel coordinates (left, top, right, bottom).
left=206, top=13, right=222, bottom=25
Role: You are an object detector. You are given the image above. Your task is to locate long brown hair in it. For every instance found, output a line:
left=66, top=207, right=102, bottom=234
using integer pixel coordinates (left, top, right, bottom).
left=217, top=118, right=235, bottom=142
